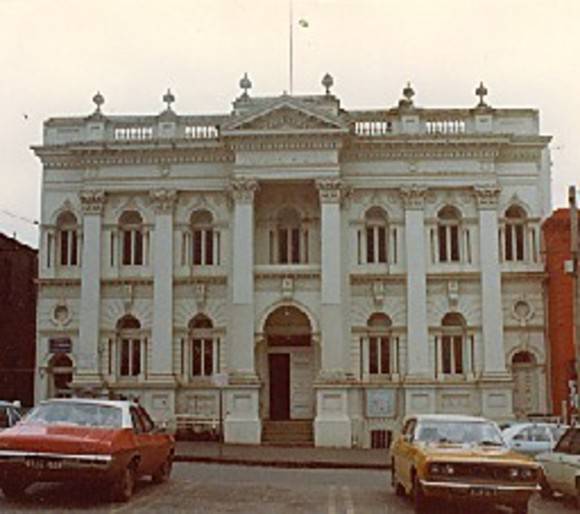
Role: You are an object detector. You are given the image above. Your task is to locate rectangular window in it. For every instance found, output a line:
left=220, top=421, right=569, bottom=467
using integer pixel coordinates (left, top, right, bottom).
left=392, top=228, right=397, bottom=264
left=110, top=232, right=116, bottom=267
left=465, top=229, right=471, bottom=264
left=131, top=339, right=141, bottom=376
left=291, top=228, right=300, bottom=264
left=303, top=230, right=309, bottom=263
left=60, top=231, right=69, bottom=265
left=380, top=337, right=390, bottom=374
left=134, top=232, right=143, bottom=265
left=450, top=226, right=459, bottom=261
left=438, top=226, right=447, bottom=262
left=366, top=227, right=375, bottom=263
left=453, top=336, right=463, bottom=374
left=47, top=233, right=52, bottom=268
left=279, top=228, right=288, bottom=264
left=269, top=230, right=275, bottom=264
left=122, top=231, right=132, bottom=265
left=192, top=339, right=202, bottom=376
left=203, top=340, right=213, bottom=376
left=120, top=339, right=130, bottom=376
left=369, top=337, right=378, bottom=374
left=371, top=430, right=391, bottom=449
left=70, top=231, right=78, bottom=265
left=205, top=229, right=214, bottom=265
left=378, top=227, right=387, bottom=263
left=357, top=230, right=362, bottom=265
left=442, top=336, right=452, bottom=374
left=193, top=230, right=203, bottom=265
left=515, top=225, right=524, bottom=261
left=505, top=225, right=513, bottom=261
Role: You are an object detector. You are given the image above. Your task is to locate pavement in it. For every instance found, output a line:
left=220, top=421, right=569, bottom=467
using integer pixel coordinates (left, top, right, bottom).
left=174, top=441, right=390, bottom=470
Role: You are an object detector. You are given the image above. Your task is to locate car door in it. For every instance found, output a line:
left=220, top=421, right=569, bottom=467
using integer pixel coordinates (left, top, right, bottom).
left=130, top=406, right=158, bottom=476
left=397, top=419, right=417, bottom=491
left=137, top=406, right=169, bottom=470
left=559, top=428, right=580, bottom=497
left=526, top=425, right=552, bottom=455
left=544, top=428, right=574, bottom=492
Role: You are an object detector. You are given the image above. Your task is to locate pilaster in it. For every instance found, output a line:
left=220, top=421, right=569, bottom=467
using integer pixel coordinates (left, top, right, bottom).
left=150, top=188, right=177, bottom=384
left=400, top=185, right=430, bottom=378
left=77, top=189, right=105, bottom=388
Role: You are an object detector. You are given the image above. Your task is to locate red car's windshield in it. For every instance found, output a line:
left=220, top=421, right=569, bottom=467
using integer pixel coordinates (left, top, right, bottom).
left=26, top=402, right=123, bottom=428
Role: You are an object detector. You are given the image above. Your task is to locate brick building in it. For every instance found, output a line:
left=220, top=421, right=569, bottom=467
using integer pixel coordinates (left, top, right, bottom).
left=0, top=233, right=37, bottom=406
left=543, top=208, right=578, bottom=419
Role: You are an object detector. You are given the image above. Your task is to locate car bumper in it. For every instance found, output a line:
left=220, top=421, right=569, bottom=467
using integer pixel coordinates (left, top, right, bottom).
left=0, top=450, right=121, bottom=483
left=420, top=479, right=539, bottom=504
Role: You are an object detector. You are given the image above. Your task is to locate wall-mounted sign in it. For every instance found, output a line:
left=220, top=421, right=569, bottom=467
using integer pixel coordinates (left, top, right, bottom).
left=366, top=388, right=396, bottom=418
left=49, top=338, right=72, bottom=354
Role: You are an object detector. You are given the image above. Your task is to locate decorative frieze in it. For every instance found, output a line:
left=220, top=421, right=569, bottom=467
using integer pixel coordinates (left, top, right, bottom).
left=399, top=185, right=427, bottom=209
left=229, top=178, right=259, bottom=203
left=80, top=189, right=106, bottom=214
left=150, top=188, right=177, bottom=214
left=474, top=185, right=501, bottom=209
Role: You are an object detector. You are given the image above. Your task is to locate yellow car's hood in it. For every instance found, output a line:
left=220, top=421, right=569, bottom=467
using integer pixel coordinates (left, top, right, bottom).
left=419, top=444, right=536, bottom=466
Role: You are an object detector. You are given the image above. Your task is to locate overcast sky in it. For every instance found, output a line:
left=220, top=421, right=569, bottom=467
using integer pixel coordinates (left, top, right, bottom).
left=1, top=0, right=579, bottom=248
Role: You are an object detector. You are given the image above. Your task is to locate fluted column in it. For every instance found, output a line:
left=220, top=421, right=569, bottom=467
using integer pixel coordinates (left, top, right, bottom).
left=475, top=186, right=507, bottom=375
left=400, top=186, right=430, bottom=377
left=150, top=188, right=177, bottom=382
left=77, top=189, right=105, bottom=387
left=229, top=178, right=259, bottom=378
left=316, top=179, right=347, bottom=377
left=225, top=178, right=261, bottom=445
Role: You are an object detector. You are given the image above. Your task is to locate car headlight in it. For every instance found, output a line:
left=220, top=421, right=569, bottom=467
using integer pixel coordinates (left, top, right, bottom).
left=429, top=463, right=455, bottom=475
left=429, top=463, right=442, bottom=475
left=520, top=468, right=535, bottom=480
left=508, top=468, right=520, bottom=479
left=443, top=464, right=455, bottom=475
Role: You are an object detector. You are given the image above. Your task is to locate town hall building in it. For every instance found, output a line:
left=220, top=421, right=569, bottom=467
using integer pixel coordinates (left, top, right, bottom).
left=33, top=75, right=552, bottom=447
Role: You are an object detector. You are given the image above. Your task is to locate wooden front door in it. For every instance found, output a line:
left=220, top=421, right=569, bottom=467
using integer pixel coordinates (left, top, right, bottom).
left=269, top=353, right=290, bottom=420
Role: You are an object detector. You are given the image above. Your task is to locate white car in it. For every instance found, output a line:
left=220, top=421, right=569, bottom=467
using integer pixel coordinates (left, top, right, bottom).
left=536, top=426, right=580, bottom=507
left=502, top=422, right=568, bottom=456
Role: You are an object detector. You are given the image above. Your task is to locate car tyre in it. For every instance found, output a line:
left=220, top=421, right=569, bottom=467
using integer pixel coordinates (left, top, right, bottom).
left=539, top=473, right=553, bottom=499
left=1, top=480, right=28, bottom=500
left=112, top=462, right=137, bottom=503
left=412, top=473, right=428, bottom=514
left=152, top=454, right=173, bottom=484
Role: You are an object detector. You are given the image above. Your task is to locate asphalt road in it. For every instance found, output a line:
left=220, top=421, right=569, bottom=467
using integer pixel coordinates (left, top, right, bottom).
left=0, top=463, right=577, bottom=513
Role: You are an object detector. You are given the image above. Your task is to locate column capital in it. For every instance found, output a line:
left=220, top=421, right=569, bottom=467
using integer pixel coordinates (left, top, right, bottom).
left=473, top=185, right=501, bottom=209
left=316, top=179, right=348, bottom=204
left=150, top=188, right=177, bottom=214
left=399, top=185, right=427, bottom=209
left=80, top=189, right=106, bottom=215
left=229, top=178, right=259, bottom=203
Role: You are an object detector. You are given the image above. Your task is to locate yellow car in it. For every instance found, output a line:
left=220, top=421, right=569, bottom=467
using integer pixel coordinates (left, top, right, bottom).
left=391, top=414, right=540, bottom=514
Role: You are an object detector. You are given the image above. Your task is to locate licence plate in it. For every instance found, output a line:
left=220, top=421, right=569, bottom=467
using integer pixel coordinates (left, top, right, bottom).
left=25, top=459, right=63, bottom=470
left=469, top=486, right=497, bottom=497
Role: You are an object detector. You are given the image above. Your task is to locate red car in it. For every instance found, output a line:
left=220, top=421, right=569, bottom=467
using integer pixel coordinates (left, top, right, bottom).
left=0, top=398, right=174, bottom=502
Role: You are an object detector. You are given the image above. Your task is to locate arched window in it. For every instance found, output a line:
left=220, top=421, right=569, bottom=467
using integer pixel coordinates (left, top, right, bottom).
left=119, top=211, right=144, bottom=266
left=436, top=313, right=472, bottom=377
left=188, top=210, right=218, bottom=266
left=504, top=205, right=526, bottom=262
left=56, top=211, right=78, bottom=266
left=437, top=206, right=461, bottom=263
left=360, top=313, right=399, bottom=379
left=116, top=315, right=142, bottom=377
left=189, top=314, right=218, bottom=377
left=47, top=353, right=73, bottom=398
left=271, top=207, right=307, bottom=264
left=364, top=207, right=388, bottom=264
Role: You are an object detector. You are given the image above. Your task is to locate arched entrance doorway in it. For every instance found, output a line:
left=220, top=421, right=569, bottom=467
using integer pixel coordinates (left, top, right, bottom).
left=47, top=353, right=73, bottom=398
left=511, top=351, right=540, bottom=418
left=264, top=306, right=314, bottom=420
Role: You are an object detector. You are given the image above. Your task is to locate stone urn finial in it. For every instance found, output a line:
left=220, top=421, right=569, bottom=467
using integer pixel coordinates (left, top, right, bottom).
left=163, top=88, right=176, bottom=111
left=92, top=91, right=105, bottom=113
left=475, top=81, right=489, bottom=108
left=239, top=72, right=252, bottom=98
left=322, top=73, right=334, bottom=95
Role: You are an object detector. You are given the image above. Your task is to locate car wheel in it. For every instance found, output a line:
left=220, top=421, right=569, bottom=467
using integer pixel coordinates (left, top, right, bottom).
left=152, top=454, right=173, bottom=484
left=390, top=460, right=405, bottom=497
left=112, top=462, right=137, bottom=502
left=539, top=473, right=553, bottom=499
left=1, top=480, right=28, bottom=500
left=412, top=473, right=428, bottom=514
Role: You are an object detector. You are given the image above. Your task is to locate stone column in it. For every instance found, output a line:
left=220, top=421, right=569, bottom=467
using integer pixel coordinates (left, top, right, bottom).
left=313, top=179, right=351, bottom=447
left=400, top=186, right=430, bottom=378
left=474, top=186, right=512, bottom=420
left=77, top=189, right=105, bottom=389
left=150, top=189, right=177, bottom=384
left=475, top=186, right=507, bottom=374
left=225, top=178, right=260, bottom=444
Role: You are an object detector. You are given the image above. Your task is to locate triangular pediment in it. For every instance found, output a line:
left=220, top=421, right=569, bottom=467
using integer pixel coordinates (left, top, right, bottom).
left=223, top=99, right=347, bottom=134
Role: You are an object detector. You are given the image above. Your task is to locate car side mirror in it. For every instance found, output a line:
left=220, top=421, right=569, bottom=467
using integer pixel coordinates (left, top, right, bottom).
left=403, top=434, right=412, bottom=443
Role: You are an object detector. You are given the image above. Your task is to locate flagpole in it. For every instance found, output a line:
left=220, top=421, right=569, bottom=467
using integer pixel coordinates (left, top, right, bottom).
left=289, top=0, right=293, bottom=94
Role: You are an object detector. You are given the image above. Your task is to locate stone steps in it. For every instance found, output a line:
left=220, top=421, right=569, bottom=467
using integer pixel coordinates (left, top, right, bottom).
left=262, top=420, right=314, bottom=446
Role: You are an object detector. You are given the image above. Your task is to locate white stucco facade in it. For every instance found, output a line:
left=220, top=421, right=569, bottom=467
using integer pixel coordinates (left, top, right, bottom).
left=33, top=80, right=552, bottom=447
